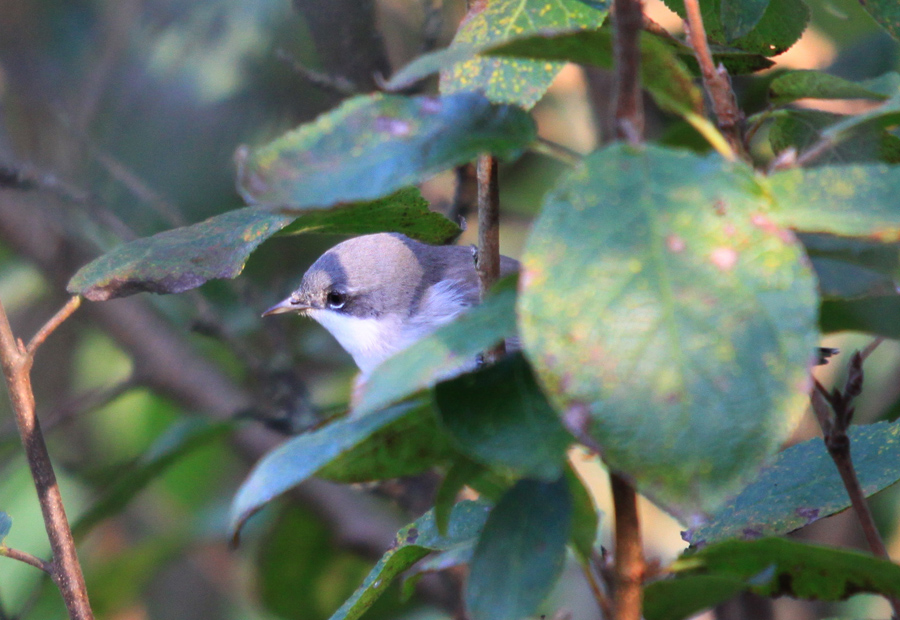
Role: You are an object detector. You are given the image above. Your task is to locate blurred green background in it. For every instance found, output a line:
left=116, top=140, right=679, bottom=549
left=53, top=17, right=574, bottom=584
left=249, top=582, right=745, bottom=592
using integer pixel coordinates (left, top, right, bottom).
left=1, top=0, right=900, bottom=618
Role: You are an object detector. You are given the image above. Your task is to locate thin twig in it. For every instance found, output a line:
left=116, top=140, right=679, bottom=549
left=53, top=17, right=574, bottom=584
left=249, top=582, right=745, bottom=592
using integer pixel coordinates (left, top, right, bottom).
left=476, top=154, right=505, bottom=362
left=682, top=0, right=747, bottom=160
left=612, top=0, right=645, bottom=143
left=531, top=138, right=583, bottom=166
left=0, top=375, right=138, bottom=442
left=610, top=472, right=644, bottom=620
left=26, top=296, right=81, bottom=357
left=811, top=349, right=900, bottom=618
left=582, top=554, right=614, bottom=619
left=0, top=546, right=52, bottom=574
left=859, top=336, right=884, bottom=362
left=0, top=298, right=93, bottom=619
left=275, top=49, right=358, bottom=97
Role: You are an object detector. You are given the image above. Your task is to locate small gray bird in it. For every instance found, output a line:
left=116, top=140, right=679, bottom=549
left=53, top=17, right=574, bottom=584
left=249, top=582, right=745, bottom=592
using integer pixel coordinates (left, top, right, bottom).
left=263, top=233, right=518, bottom=377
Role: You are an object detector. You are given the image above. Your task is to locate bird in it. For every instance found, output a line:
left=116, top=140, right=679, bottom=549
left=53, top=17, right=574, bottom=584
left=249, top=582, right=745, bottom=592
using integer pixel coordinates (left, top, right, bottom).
left=263, top=232, right=519, bottom=379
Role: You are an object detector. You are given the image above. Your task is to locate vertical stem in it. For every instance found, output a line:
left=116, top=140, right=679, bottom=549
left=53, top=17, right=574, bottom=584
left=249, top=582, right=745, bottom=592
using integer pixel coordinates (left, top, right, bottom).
left=612, top=0, right=645, bottom=143
left=682, top=0, right=747, bottom=159
left=476, top=154, right=501, bottom=299
left=610, top=472, right=644, bottom=620
left=610, top=3, right=645, bottom=618
left=476, top=154, right=505, bottom=362
left=0, top=299, right=93, bottom=620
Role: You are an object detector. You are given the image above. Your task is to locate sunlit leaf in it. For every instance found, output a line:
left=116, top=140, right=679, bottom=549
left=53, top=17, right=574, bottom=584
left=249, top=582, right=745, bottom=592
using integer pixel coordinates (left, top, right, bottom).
left=435, top=353, right=572, bottom=480
left=237, top=92, right=535, bottom=204
left=663, top=0, right=809, bottom=56
left=329, top=501, right=491, bottom=620
left=466, top=478, right=572, bottom=620
left=439, top=0, right=608, bottom=109
left=68, top=189, right=459, bottom=301
left=684, top=421, right=900, bottom=546
left=769, top=163, right=900, bottom=239
left=519, top=144, right=819, bottom=513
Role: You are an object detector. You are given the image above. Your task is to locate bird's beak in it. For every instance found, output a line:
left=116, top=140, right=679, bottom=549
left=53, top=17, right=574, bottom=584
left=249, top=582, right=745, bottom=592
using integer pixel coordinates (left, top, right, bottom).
left=262, top=297, right=309, bottom=317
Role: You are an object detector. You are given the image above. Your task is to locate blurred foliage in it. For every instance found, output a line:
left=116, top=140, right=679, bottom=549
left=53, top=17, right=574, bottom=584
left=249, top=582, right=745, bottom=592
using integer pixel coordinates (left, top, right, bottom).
left=2, top=1, right=900, bottom=620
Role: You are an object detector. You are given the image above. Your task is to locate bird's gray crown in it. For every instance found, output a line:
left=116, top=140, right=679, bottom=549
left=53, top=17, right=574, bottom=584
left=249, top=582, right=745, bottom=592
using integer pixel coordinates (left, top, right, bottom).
left=293, top=233, right=484, bottom=319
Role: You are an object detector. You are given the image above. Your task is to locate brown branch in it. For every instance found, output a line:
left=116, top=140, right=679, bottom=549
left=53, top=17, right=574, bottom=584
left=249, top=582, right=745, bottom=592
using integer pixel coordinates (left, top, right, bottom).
left=682, top=0, right=747, bottom=160
left=0, top=546, right=52, bottom=574
left=811, top=350, right=900, bottom=617
left=26, top=296, right=81, bottom=356
left=0, top=298, right=93, bottom=619
left=476, top=154, right=505, bottom=362
left=612, top=0, right=645, bottom=143
left=609, top=4, right=646, bottom=619
left=610, top=472, right=644, bottom=620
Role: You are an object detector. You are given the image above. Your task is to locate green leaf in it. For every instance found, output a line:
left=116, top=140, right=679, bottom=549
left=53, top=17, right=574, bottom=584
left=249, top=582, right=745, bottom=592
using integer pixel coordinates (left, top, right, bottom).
left=769, top=163, right=900, bottom=239
left=73, top=419, right=235, bottom=541
left=644, top=575, right=746, bottom=620
left=858, top=0, right=900, bottom=41
left=466, top=478, right=572, bottom=620
left=519, top=144, right=819, bottom=513
left=800, top=233, right=900, bottom=299
left=434, top=458, right=487, bottom=535
left=329, top=500, right=491, bottom=620
left=258, top=507, right=376, bottom=620
left=238, top=92, right=535, bottom=204
left=684, top=421, right=900, bottom=546
left=672, top=538, right=900, bottom=600
left=439, top=0, right=608, bottom=109
left=67, top=189, right=459, bottom=301
left=821, top=297, right=900, bottom=338
left=435, top=353, right=572, bottom=480
left=353, top=276, right=518, bottom=417
left=487, top=30, right=703, bottom=118
left=229, top=399, right=427, bottom=541
left=769, top=70, right=898, bottom=105
left=316, top=401, right=455, bottom=482
left=0, top=512, right=11, bottom=544
left=277, top=187, right=460, bottom=241
left=565, top=465, right=599, bottom=563
left=663, top=0, right=809, bottom=56
left=767, top=109, right=900, bottom=165
left=720, top=0, right=769, bottom=41
left=810, top=256, right=897, bottom=299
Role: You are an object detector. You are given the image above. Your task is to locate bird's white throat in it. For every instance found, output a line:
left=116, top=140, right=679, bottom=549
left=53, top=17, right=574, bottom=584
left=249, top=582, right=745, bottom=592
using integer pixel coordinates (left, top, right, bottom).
left=306, top=309, right=428, bottom=377
left=306, top=280, right=471, bottom=377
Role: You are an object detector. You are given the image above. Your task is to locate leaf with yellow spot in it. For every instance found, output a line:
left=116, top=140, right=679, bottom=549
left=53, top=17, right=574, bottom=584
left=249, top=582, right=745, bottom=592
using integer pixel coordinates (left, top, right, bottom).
left=439, top=0, right=608, bottom=110
left=238, top=92, right=536, bottom=205
left=68, top=188, right=458, bottom=301
left=769, top=163, right=900, bottom=240
left=518, top=144, right=819, bottom=515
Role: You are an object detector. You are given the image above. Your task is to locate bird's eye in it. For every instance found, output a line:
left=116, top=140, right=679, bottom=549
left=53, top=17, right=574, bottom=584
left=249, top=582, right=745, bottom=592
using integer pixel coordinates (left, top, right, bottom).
left=326, top=291, right=347, bottom=309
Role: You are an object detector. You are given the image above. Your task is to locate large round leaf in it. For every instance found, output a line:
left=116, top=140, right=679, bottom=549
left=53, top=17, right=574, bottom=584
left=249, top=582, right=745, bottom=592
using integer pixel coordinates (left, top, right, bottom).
left=518, top=144, right=819, bottom=515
